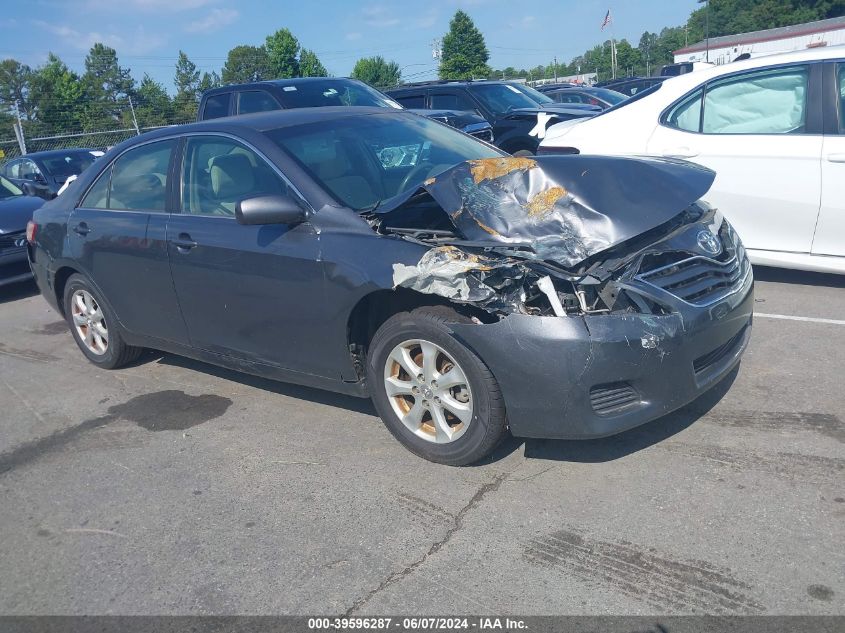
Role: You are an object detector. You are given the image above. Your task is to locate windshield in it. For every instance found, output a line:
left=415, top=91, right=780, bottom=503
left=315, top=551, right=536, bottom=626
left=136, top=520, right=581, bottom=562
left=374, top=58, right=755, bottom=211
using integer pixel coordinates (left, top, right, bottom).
left=269, top=112, right=503, bottom=210
left=275, top=79, right=402, bottom=110
left=468, top=84, right=539, bottom=114
left=0, top=175, right=23, bottom=199
left=509, top=83, right=554, bottom=105
left=41, top=152, right=97, bottom=180
left=590, top=88, right=627, bottom=105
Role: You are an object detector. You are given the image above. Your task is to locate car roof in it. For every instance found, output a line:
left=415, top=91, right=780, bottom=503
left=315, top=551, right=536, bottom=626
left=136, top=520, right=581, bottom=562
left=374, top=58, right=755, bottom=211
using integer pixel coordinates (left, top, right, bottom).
left=203, top=77, right=364, bottom=95
left=20, top=148, right=98, bottom=159
left=661, top=43, right=845, bottom=91
left=131, top=106, right=408, bottom=140
left=388, top=80, right=520, bottom=91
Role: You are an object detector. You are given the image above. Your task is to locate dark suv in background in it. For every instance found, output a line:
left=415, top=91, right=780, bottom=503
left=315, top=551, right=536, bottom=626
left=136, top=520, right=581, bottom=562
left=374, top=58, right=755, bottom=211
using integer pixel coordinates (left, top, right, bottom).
left=198, top=77, right=495, bottom=143
left=386, top=80, right=598, bottom=155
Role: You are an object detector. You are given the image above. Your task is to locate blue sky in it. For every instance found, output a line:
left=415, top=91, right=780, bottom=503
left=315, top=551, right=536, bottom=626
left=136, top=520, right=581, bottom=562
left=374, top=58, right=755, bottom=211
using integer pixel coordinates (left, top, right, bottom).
left=1, top=0, right=701, bottom=90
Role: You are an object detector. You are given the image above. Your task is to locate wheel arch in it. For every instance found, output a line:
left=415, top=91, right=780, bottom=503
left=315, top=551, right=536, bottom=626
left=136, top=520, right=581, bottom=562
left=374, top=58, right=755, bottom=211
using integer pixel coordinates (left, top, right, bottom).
left=345, top=288, right=495, bottom=381
left=53, top=265, right=84, bottom=317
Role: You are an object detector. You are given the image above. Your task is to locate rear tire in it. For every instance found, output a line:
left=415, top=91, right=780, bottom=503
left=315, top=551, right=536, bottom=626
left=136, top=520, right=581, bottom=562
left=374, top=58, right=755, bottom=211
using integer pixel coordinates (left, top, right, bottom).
left=367, top=306, right=508, bottom=465
left=63, top=273, right=142, bottom=369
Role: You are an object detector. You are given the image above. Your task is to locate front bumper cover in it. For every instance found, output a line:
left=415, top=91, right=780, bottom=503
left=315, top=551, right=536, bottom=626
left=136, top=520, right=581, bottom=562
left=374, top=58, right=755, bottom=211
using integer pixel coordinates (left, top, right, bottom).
left=448, top=267, right=753, bottom=439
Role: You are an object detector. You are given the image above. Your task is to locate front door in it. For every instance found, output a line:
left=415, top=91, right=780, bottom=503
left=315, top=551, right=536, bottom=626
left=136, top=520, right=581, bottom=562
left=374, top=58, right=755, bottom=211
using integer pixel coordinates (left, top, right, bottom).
left=167, top=134, right=326, bottom=375
left=812, top=62, right=845, bottom=258
left=647, top=63, right=823, bottom=254
left=68, top=138, right=189, bottom=344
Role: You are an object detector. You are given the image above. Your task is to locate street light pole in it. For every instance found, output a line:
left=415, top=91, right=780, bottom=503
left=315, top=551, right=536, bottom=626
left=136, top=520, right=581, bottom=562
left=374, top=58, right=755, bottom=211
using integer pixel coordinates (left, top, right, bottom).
left=698, top=0, right=710, bottom=63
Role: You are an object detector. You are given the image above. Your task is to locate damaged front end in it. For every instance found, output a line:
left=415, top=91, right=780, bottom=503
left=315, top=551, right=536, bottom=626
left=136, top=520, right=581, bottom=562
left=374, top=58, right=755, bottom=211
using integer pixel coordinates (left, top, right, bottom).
left=368, top=155, right=738, bottom=319
left=365, top=155, right=753, bottom=439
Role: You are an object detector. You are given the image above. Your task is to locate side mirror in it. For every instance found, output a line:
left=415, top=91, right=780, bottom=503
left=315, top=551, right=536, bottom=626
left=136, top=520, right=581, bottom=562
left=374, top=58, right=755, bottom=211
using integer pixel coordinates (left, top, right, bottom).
left=235, top=194, right=307, bottom=226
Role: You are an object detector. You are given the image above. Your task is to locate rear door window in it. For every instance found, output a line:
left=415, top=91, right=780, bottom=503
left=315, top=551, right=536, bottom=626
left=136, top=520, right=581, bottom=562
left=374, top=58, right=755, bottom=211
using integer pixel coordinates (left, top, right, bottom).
left=394, top=94, right=425, bottom=108
left=202, top=93, right=231, bottom=120
left=237, top=90, right=281, bottom=115
left=81, top=140, right=175, bottom=211
left=430, top=92, right=476, bottom=111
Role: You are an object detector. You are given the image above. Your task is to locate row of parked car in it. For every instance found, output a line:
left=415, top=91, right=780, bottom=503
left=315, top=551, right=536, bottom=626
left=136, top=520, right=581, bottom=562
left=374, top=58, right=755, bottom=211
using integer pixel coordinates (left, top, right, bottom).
left=17, top=45, right=845, bottom=464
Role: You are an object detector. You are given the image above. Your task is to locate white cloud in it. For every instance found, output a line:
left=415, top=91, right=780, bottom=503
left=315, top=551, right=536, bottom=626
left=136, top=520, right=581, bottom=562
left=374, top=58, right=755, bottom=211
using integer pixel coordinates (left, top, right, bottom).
left=86, top=0, right=215, bottom=10
left=362, top=5, right=400, bottom=28
left=32, top=21, right=166, bottom=55
left=185, top=8, right=238, bottom=33
left=415, top=10, right=438, bottom=28
left=521, top=15, right=536, bottom=28
left=345, top=32, right=362, bottom=41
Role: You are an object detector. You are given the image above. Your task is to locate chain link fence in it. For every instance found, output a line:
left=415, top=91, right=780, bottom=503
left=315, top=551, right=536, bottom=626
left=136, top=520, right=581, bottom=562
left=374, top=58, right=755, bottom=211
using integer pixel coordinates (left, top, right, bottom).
left=0, top=99, right=193, bottom=166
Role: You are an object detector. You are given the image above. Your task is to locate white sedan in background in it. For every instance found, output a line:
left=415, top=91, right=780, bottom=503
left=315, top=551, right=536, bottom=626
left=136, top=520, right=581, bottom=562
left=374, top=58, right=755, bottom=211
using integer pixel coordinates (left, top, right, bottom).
left=540, top=46, right=845, bottom=274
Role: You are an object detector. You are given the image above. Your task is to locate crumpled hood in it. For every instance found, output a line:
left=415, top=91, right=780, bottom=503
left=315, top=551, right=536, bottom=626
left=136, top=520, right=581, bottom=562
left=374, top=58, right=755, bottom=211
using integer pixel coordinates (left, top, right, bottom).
left=378, top=155, right=716, bottom=268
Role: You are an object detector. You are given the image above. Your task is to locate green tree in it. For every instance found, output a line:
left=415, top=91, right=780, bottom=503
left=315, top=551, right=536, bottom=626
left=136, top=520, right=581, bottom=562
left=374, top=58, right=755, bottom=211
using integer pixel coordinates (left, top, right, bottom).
left=439, top=10, right=490, bottom=80
left=299, top=48, right=328, bottom=77
left=198, top=71, right=221, bottom=93
left=0, top=59, right=33, bottom=120
left=29, top=54, right=85, bottom=135
left=266, top=28, right=300, bottom=78
left=222, top=45, right=270, bottom=83
left=81, top=43, right=135, bottom=131
left=351, top=56, right=401, bottom=88
left=173, top=50, right=200, bottom=121
left=134, top=74, right=173, bottom=127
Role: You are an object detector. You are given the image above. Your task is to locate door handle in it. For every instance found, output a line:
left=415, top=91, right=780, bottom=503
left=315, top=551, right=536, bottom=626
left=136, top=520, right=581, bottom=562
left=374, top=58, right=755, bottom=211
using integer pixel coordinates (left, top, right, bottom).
left=172, top=233, right=198, bottom=251
left=826, top=153, right=845, bottom=163
left=662, top=147, right=699, bottom=158
left=72, top=222, right=90, bottom=236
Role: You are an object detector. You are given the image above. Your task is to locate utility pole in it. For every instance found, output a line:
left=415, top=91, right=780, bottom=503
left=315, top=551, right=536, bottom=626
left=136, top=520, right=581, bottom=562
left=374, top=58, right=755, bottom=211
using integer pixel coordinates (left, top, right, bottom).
left=13, top=100, right=26, bottom=155
left=553, top=56, right=558, bottom=82
left=128, top=96, right=140, bottom=135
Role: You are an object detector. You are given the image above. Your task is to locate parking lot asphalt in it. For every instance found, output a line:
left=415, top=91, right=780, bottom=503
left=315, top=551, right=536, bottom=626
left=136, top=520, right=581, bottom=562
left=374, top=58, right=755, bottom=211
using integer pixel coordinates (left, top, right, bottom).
left=0, top=267, right=843, bottom=616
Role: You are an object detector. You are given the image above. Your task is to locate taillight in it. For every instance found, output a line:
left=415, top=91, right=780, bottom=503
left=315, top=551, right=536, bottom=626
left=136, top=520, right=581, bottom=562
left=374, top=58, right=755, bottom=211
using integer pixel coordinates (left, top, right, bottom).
left=26, top=221, right=37, bottom=243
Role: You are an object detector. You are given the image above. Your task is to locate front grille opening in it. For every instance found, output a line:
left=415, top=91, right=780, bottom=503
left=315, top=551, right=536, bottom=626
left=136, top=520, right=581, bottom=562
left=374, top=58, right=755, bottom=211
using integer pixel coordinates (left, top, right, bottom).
left=0, top=230, right=26, bottom=250
left=693, top=327, right=747, bottom=375
left=590, top=382, right=640, bottom=416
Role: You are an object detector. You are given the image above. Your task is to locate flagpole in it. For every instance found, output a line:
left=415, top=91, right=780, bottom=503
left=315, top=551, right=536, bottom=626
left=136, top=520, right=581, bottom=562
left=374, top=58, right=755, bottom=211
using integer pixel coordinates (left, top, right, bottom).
left=609, top=8, right=618, bottom=80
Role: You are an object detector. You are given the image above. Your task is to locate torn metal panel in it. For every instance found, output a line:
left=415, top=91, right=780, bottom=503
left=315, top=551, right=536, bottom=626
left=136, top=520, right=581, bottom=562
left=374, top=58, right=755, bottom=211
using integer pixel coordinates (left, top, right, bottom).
left=392, top=245, right=531, bottom=312
left=376, top=155, right=716, bottom=269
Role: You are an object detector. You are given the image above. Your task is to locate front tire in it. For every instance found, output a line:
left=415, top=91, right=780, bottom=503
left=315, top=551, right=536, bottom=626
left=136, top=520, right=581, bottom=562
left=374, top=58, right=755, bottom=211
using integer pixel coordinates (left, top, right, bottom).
left=63, top=273, right=142, bottom=369
left=367, top=306, right=507, bottom=465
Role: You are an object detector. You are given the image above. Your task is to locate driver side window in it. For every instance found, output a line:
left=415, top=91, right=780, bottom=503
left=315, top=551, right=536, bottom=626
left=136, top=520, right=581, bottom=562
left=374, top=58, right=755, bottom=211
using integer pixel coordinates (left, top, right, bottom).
left=666, top=65, right=810, bottom=134
left=180, top=136, right=288, bottom=216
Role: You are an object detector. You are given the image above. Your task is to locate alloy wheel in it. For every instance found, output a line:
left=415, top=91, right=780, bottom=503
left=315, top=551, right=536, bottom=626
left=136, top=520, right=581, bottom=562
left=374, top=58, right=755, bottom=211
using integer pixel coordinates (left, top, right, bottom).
left=71, top=289, right=109, bottom=356
left=383, top=338, right=473, bottom=444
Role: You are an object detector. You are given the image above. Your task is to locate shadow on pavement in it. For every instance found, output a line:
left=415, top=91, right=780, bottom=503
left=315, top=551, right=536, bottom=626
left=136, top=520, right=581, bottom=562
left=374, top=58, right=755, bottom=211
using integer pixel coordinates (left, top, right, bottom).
left=152, top=351, right=377, bottom=417
left=0, top=280, right=38, bottom=304
left=753, top=265, right=845, bottom=289
left=485, top=366, right=739, bottom=465
left=139, top=351, right=737, bottom=466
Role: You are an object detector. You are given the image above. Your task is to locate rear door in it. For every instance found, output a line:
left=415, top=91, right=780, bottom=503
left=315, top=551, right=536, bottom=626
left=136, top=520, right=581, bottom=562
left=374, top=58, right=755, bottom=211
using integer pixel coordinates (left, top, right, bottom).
left=167, top=134, right=325, bottom=374
left=812, top=61, right=845, bottom=257
left=69, top=138, right=189, bottom=344
left=647, top=63, right=823, bottom=254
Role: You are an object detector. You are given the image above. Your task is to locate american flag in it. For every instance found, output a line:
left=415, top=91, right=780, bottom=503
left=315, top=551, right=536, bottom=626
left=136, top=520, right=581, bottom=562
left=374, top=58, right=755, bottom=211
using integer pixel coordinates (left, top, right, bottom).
left=601, top=10, right=612, bottom=30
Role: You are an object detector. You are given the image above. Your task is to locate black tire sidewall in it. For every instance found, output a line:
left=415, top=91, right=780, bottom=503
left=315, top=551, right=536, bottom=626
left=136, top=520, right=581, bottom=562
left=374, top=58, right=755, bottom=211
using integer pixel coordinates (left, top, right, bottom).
left=367, top=312, right=502, bottom=465
left=63, top=274, right=124, bottom=368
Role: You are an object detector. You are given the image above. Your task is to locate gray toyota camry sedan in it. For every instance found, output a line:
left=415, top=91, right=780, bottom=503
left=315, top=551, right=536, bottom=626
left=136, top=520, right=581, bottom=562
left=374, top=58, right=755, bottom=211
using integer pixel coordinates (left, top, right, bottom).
left=26, top=108, right=752, bottom=465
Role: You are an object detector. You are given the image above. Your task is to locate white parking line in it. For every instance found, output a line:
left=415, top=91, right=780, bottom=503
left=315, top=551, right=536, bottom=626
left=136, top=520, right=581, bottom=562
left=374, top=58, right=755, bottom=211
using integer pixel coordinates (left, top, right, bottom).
left=756, top=313, right=845, bottom=326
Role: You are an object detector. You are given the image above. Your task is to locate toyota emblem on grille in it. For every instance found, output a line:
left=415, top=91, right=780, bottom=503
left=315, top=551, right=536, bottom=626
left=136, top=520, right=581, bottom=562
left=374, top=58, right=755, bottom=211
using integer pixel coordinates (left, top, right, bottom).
left=697, top=230, right=722, bottom=256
